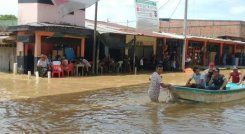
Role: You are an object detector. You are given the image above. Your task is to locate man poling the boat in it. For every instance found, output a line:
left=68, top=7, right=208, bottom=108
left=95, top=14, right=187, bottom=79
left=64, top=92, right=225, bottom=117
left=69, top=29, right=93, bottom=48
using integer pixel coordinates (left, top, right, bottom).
left=186, top=66, right=205, bottom=89
left=228, top=66, right=242, bottom=84
left=208, top=68, right=228, bottom=90
left=148, top=64, right=173, bottom=102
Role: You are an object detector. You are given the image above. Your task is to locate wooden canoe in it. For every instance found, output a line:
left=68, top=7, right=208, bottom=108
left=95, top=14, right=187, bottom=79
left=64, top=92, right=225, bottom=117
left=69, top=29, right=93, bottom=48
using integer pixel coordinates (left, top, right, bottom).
left=172, top=83, right=245, bottom=103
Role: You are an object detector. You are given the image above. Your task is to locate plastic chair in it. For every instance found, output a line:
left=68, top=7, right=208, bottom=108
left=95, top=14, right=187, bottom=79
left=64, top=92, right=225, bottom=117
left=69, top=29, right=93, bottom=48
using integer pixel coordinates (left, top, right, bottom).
left=52, top=65, right=63, bottom=78
left=116, top=61, right=123, bottom=73
left=64, top=63, right=74, bottom=77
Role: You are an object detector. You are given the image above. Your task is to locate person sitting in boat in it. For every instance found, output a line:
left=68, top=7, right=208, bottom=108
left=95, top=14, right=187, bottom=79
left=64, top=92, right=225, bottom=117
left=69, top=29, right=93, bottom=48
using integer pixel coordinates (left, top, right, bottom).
left=186, top=66, right=205, bottom=89
left=208, top=68, right=227, bottom=90
left=204, top=62, right=215, bottom=87
left=228, top=66, right=242, bottom=84
left=148, top=64, right=173, bottom=102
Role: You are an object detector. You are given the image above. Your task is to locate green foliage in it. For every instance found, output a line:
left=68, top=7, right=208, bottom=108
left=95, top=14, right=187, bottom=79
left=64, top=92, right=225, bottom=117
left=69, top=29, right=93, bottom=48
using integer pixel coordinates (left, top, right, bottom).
left=0, top=15, right=17, bottom=20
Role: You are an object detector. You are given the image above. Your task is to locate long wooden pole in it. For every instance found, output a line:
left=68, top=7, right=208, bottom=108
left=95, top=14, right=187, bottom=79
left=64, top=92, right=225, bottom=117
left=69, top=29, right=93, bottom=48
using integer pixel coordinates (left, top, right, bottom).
left=133, top=35, right=136, bottom=71
left=182, top=0, right=188, bottom=70
left=92, top=2, right=98, bottom=74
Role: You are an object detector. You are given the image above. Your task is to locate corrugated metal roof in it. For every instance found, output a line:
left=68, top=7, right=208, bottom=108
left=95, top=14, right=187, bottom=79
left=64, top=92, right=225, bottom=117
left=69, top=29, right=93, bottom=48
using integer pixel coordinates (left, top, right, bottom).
left=24, top=22, right=86, bottom=29
left=85, top=20, right=132, bottom=34
left=188, top=35, right=245, bottom=44
left=0, top=36, right=15, bottom=46
left=85, top=20, right=177, bottom=38
left=85, top=20, right=245, bottom=44
left=7, top=21, right=245, bottom=45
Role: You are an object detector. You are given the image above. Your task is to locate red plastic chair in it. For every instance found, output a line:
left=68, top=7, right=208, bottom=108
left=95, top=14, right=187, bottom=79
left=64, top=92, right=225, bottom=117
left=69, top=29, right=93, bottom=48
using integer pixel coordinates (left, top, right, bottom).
left=64, top=63, right=74, bottom=77
left=52, top=65, right=63, bottom=78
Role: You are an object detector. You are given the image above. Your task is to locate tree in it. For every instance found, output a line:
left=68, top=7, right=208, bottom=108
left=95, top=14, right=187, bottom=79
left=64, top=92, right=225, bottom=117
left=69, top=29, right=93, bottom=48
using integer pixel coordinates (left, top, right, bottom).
left=0, top=15, right=17, bottom=32
left=0, top=15, right=17, bottom=20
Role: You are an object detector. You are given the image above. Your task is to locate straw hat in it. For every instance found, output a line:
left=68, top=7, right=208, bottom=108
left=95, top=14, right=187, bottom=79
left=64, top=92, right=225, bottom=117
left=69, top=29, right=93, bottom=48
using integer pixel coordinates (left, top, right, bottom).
left=39, top=54, right=47, bottom=59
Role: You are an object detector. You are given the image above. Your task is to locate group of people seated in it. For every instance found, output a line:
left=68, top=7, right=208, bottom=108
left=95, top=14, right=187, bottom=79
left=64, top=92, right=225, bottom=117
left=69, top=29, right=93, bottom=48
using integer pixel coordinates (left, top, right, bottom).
left=99, top=56, right=117, bottom=72
left=36, top=54, right=69, bottom=77
left=186, top=64, right=243, bottom=90
left=37, top=54, right=91, bottom=77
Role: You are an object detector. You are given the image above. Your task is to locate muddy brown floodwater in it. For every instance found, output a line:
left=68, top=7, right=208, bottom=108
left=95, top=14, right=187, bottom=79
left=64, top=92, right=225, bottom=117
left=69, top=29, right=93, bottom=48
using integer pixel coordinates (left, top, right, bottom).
left=0, top=70, right=245, bottom=133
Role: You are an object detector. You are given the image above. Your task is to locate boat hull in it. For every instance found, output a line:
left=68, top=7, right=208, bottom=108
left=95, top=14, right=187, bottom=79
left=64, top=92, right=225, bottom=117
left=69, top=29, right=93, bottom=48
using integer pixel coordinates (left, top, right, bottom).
left=173, top=86, right=245, bottom=103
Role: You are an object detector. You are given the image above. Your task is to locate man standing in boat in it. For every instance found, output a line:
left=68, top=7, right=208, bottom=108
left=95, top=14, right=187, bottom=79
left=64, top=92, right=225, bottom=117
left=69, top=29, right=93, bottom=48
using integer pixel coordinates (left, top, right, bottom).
left=228, top=66, right=242, bottom=84
left=148, top=64, right=173, bottom=102
left=186, top=66, right=205, bottom=89
left=208, top=68, right=227, bottom=90
left=204, top=63, right=215, bottom=86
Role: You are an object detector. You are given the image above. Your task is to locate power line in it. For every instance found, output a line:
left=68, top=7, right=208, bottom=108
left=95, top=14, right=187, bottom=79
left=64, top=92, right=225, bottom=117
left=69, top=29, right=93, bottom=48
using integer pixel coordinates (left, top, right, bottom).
left=169, top=0, right=182, bottom=19
left=158, top=0, right=171, bottom=10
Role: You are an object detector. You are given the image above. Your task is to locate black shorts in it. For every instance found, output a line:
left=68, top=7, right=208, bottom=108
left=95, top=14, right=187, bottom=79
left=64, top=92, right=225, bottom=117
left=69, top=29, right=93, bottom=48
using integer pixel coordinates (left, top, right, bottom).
left=190, top=84, right=205, bottom=89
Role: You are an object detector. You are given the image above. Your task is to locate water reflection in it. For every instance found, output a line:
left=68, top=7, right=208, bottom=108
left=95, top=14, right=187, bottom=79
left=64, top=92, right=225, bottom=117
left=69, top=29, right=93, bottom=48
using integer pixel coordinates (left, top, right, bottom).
left=0, top=86, right=244, bottom=133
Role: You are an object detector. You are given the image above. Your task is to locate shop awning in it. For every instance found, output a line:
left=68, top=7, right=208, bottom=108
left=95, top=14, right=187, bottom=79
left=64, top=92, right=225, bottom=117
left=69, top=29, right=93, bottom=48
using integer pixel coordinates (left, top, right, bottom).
left=17, top=35, right=35, bottom=43
left=52, top=33, right=86, bottom=38
left=100, top=33, right=134, bottom=49
left=0, top=36, right=15, bottom=46
left=8, top=22, right=94, bottom=37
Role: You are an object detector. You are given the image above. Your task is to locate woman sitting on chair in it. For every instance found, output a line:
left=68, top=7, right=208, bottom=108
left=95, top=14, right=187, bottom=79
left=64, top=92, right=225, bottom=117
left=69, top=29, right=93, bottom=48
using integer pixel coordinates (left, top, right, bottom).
left=61, top=56, right=69, bottom=71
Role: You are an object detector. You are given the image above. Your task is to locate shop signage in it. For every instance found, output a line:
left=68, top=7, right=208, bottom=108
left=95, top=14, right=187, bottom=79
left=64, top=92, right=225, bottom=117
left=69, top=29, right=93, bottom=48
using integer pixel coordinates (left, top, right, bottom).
left=135, top=0, right=159, bottom=33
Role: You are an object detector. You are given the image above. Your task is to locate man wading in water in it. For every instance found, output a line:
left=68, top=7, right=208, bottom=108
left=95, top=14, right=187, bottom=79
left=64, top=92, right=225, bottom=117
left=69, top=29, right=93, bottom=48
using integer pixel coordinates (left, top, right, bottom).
left=148, top=65, right=173, bottom=102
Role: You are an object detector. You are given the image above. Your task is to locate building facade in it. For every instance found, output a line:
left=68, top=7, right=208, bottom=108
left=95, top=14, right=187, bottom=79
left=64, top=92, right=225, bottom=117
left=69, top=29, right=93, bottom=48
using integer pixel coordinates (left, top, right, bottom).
left=159, top=19, right=245, bottom=40
left=18, top=0, right=85, bottom=26
left=159, top=19, right=245, bottom=67
left=10, top=0, right=93, bottom=74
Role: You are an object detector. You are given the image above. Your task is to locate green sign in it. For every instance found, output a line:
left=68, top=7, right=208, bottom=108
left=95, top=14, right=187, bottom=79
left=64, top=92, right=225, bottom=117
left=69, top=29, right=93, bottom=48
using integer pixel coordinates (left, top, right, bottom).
left=135, top=0, right=157, bottom=6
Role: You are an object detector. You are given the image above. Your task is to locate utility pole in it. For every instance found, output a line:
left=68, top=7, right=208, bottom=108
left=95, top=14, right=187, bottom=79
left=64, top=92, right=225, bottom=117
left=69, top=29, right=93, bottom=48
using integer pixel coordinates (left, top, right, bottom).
left=92, top=2, right=98, bottom=74
left=182, top=0, right=188, bottom=71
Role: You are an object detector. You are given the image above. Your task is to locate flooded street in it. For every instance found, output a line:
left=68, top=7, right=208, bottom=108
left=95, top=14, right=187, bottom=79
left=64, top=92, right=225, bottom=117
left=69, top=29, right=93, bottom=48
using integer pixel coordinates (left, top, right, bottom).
left=0, top=70, right=245, bottom=133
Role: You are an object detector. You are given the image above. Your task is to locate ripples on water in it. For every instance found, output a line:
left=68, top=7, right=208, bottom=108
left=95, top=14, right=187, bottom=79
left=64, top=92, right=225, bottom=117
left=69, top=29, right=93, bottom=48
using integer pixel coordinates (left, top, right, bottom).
left=0, top=86, right=245, bottom=134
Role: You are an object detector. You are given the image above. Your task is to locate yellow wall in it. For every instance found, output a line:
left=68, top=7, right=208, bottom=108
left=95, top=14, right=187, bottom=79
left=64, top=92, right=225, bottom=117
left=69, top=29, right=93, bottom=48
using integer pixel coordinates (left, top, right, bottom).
left=125, top=35, right=157, bottom=55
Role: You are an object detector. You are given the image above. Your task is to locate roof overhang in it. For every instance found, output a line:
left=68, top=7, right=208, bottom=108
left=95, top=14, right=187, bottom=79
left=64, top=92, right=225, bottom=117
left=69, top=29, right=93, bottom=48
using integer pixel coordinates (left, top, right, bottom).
left=8, top=23, right=94, bottom=37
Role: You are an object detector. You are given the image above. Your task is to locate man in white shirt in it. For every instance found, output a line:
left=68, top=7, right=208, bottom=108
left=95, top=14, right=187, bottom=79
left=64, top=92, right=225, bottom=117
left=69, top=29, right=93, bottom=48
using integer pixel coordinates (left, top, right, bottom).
left=140, top=57, right=144, bottom=70
left=186, top=66, right=205, bottom=89
left=52, top=55, right=61, bottom=65
left=37, top=54, right=50, bottom=77
left=148, top=65, right=172, bottom=102
left=81, top=57, right=91, bottom=73
left=52, top=61, right=61, bottom=66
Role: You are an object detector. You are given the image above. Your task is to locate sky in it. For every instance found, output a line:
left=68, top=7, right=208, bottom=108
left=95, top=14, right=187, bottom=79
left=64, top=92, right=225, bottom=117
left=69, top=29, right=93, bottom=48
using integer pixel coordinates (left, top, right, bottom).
left=1, top=0, right=245, bottom=27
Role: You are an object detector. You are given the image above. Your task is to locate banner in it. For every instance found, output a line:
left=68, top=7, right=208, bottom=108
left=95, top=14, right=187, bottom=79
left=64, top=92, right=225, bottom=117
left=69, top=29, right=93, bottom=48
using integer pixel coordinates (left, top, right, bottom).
left=52, top=0, right=99, bottom=16
left=135, top=0, right=159, bottom=33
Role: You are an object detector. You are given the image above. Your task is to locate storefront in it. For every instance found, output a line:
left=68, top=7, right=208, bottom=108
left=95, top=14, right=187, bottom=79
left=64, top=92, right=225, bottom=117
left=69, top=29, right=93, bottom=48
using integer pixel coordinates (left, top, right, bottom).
left=206, top=43, right=221, bottom=65
left=186, top=36, right=245, bottom=67
left=126, top=35, right=156, bottom=70
left=99, top=33, right=127, bottom=61
left=163, top=39, right=183, bottom=70
left=9, top=23, right=93, bottom=73
left=0, top=36, right=16, bottom=72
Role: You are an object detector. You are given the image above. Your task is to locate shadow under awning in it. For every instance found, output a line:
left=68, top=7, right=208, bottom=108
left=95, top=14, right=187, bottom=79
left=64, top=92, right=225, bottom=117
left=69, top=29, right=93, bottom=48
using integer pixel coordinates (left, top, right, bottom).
left=100, top=33, right=134, bottom=49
